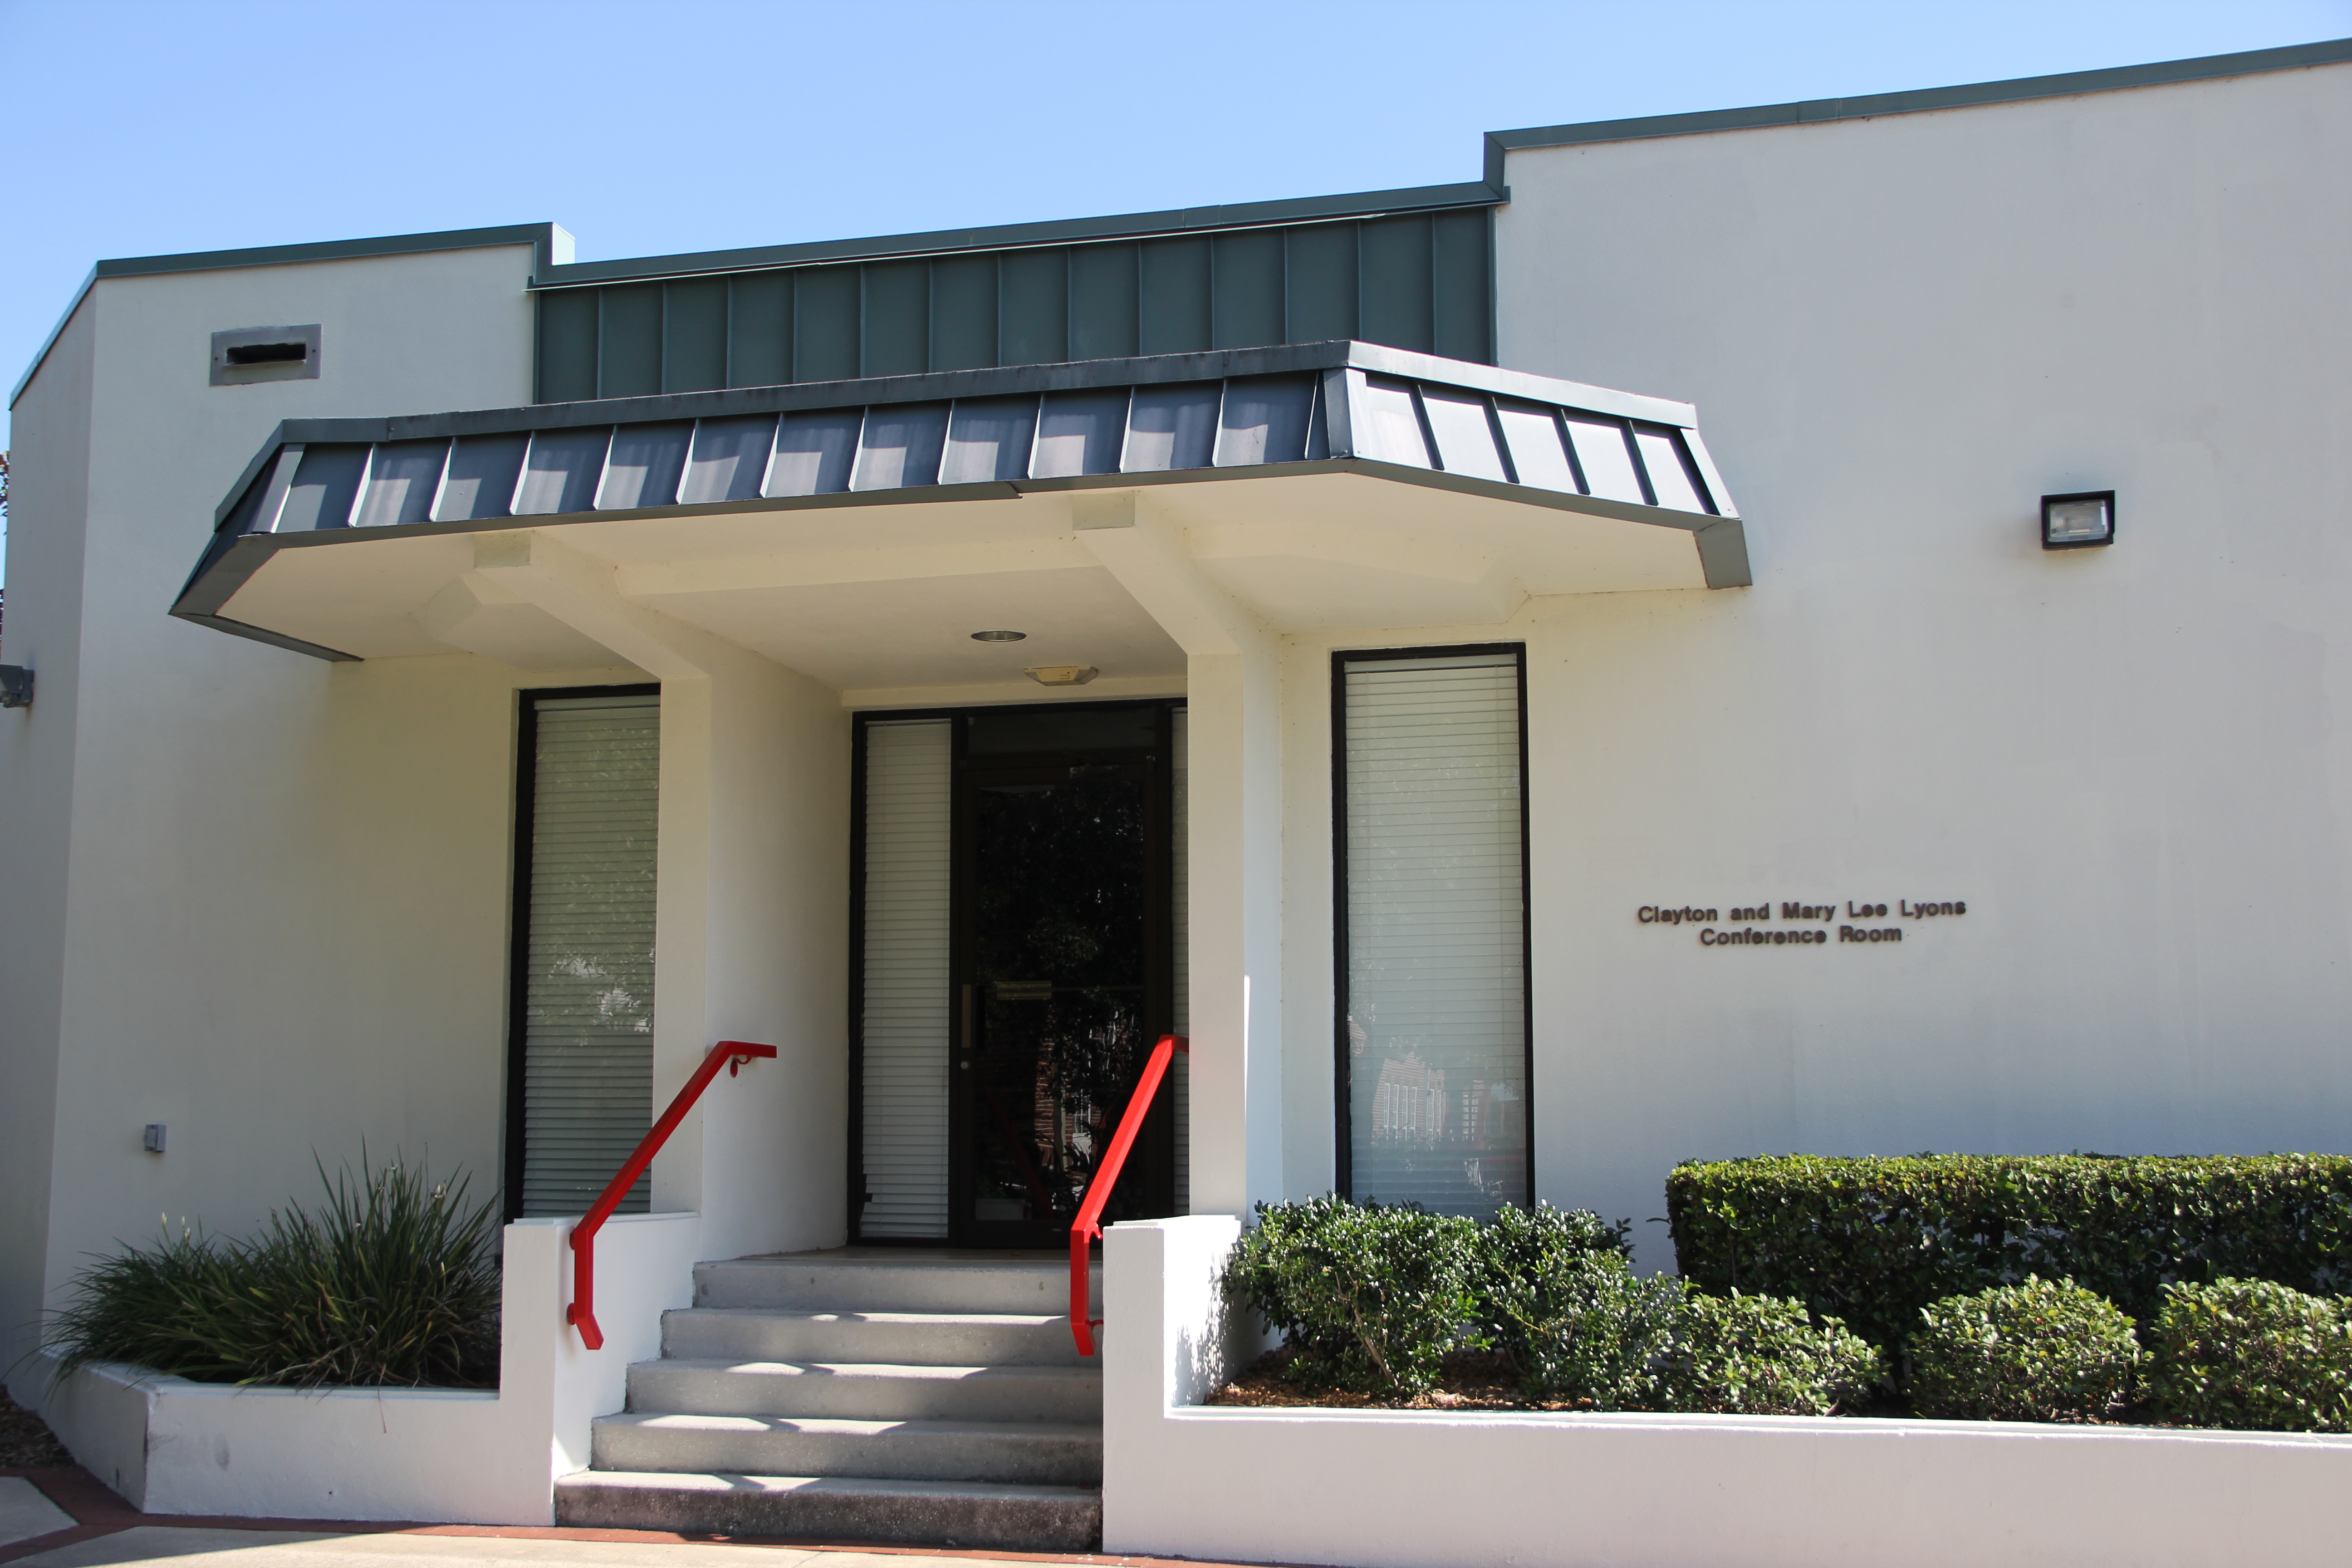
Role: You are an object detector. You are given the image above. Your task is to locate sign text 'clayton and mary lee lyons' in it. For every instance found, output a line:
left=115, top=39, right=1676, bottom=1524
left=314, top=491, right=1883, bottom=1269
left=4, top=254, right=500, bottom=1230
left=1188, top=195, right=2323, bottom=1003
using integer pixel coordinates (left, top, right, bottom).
left=1637, top=899, right=1968, bottom=947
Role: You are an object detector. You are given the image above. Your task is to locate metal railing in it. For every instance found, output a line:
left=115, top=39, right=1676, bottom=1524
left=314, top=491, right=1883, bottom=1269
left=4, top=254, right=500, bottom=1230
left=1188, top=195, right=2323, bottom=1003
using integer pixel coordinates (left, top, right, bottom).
left=567, top=1038, right=777, bottom=1349
left=1068, top=1032, right=1188, bottom=1356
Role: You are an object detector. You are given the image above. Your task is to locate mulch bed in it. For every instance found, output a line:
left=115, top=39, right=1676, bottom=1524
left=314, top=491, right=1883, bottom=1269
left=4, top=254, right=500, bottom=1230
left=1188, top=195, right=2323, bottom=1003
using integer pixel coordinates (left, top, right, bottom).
left=1209, top=1348, right=1594, bottom=1411
left=1206, top=1348, right=2161, bottom=1423
left=0, top=1393, right=69, bottom=1469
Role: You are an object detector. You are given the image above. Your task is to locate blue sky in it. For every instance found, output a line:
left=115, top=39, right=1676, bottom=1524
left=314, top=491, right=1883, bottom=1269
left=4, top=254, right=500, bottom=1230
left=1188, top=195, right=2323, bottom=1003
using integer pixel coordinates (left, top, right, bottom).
left=3, top=0, right=2346, bottom=573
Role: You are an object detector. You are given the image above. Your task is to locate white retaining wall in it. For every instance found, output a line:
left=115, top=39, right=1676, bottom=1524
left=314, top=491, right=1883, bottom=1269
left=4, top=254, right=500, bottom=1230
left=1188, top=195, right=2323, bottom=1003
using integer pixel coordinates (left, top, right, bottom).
left=1103, top=1215, right=2352, bottom=1568
left=32, top=1211, right=695, bottom=1524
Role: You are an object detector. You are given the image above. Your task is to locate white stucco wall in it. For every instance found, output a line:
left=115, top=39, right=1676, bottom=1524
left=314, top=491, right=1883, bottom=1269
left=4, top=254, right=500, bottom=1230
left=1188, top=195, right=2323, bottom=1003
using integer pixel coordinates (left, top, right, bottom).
left=0, top=242, right=658, bottom=1391
left=1102, top=1215, right=2352, bottom=1568
left=30, top=1210, right=697, bottom=1524
left=0, top=300, right=93, bottom=1395
left=1316, top=59, right=2352, bottom=1261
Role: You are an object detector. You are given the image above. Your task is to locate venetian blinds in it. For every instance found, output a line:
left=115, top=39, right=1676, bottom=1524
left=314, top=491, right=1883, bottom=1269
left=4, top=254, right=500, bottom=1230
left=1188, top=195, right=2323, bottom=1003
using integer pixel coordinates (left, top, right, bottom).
left=859, top=719, right=953, bottom=1238
left=1339, top=651, right=1528, bottom=1220
left=519, top=693, right=661, bottom=1217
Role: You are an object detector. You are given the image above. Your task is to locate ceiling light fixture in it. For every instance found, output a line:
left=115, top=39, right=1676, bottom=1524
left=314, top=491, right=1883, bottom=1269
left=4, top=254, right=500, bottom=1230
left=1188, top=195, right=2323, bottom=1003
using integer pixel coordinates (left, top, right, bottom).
left=1025, top=666, right=1099, bottom=687
left=971, top=629, right=1027, bottom=642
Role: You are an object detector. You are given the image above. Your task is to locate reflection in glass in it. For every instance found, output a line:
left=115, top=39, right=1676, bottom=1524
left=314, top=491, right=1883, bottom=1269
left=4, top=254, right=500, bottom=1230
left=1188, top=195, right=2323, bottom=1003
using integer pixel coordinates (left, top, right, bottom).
left=970, top=770, right=1149, bottom=1226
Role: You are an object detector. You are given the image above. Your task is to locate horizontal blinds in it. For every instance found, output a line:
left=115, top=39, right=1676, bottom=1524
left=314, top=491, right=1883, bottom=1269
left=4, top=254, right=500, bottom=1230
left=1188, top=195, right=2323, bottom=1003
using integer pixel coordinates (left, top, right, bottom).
left=861, top=720, right=953, bottom=1238
left=521, top=694, right=660, bottom=1218
left=1171, top=709, right=1189, bottom=1215
left=1341, top=653, right=1527, bottom=1219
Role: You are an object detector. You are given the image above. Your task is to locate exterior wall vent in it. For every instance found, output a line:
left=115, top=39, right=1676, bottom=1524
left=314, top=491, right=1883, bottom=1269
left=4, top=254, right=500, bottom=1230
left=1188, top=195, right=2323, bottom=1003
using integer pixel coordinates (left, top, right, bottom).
left=211, top=324, right=321, bottom=387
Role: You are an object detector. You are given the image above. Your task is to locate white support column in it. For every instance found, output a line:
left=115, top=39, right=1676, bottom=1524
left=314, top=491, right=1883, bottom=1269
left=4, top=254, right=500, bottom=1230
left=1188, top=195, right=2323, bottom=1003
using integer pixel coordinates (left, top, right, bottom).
left=1078, top=496, right=1287, bottom=1215
left=475, top=531, right=851, bottom=1259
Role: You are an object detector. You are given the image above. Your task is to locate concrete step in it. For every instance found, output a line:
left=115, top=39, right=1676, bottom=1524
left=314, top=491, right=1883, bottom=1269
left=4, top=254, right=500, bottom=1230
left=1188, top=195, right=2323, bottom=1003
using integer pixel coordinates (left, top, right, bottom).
left=698, top=1254, right=1100, bottom=1316
left=556, top=1469, right=1101, bottom=1552
left=663, top=1307, right=1087, bottom=1368
left=592, top=1412, right=1102, bottom=1486
left=627, top=1359, right=1102, bottom=1423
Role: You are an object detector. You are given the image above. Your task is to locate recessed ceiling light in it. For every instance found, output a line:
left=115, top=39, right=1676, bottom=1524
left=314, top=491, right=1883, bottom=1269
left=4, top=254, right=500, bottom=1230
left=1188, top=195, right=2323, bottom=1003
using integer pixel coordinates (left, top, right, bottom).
left=971, top=629, right=1027, bottom=642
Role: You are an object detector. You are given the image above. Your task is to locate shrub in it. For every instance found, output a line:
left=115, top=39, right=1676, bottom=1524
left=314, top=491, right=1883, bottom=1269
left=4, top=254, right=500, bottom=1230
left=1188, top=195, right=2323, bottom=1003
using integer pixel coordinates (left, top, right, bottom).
left=1667, top=1153, right=2352, bottom=1351
left=1475, top=1201, right=1634, bottom=1372
left=48, top=1156, right=500, bottom=1389
left=2145, top=1279, right=2352, bottom=1433
left=1907, top=1277, right=2139, bottom=1421
left=1490, top=1250, right=1684, bottom=1408
left=1226, top=1196, right=1481, bottom=1397
left=1659, top=1291, right=1882, bottom=1416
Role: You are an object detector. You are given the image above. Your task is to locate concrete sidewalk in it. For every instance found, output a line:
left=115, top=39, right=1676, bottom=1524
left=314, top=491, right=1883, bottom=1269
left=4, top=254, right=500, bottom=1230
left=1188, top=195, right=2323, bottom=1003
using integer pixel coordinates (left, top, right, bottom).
left=0, top=1473, right=1230, bottom=1568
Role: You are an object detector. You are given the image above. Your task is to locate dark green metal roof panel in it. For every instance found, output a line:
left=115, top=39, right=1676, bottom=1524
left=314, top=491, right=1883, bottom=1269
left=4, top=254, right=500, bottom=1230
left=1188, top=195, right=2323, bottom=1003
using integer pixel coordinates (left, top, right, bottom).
left=536, top=210, right=1504, bottom=402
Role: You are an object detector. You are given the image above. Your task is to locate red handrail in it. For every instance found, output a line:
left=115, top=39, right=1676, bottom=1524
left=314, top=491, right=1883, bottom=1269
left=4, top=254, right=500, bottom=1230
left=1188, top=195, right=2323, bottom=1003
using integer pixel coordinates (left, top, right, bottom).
left=1068, top=1033, right=1187, bottom=1356
left=567, top=1039, right=777, bottom=1349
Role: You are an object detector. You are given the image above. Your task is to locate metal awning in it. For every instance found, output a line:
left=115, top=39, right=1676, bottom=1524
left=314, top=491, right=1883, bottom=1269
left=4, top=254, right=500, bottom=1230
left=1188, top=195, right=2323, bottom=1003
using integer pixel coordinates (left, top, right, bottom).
left=176, top=341, right=1746, bottom=671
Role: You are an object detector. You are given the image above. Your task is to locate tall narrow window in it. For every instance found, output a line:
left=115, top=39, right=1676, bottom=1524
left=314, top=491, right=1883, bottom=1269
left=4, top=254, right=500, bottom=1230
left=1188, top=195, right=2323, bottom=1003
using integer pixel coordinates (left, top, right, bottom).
left=1335, top=647, right=1529, bottom=1218
left=1171, top=708, right=1190, bottom=1214
left=857, top=718, right=954, bottom=1238
left=511, top=689, right=661, bottom=1217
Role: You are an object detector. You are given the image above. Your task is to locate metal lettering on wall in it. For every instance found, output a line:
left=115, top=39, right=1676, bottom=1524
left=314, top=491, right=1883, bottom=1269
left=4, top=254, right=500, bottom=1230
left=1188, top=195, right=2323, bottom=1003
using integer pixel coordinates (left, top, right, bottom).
left=1634, top=900, right=1968, bottom=947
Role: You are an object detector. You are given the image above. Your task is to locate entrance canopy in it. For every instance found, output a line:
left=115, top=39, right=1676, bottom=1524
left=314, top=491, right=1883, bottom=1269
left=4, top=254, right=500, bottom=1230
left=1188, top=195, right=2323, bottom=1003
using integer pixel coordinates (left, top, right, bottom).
left=175, top=341, right=1745, bottom=678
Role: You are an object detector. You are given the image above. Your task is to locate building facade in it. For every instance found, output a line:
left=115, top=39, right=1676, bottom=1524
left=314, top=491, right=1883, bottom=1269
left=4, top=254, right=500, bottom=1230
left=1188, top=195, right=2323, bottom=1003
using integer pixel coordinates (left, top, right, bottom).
left=4, top=40, right=2350, bottom=1529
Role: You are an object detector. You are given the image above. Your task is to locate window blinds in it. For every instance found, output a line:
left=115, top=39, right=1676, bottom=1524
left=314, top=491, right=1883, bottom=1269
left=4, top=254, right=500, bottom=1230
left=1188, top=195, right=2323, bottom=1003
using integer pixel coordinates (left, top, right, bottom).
left=1339, top=652, right=1528, bottom=1219
left=519, top=693, right=661, bottom=1218
left=859, top=719, right=954, bottom=1237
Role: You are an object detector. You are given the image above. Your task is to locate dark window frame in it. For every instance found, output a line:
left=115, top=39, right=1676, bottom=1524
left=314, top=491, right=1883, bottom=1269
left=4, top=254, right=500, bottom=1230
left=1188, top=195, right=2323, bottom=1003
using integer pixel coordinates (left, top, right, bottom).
left=503, top=682, right=662, bottom=1223
left=1329, top=643, right=1533, bottom=1208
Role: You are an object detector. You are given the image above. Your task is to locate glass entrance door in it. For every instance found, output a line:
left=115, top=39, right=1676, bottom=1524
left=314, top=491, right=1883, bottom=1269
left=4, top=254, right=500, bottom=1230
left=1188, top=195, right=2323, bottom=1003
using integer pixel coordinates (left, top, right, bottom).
left=950, top=703, right=1176, bottom=1245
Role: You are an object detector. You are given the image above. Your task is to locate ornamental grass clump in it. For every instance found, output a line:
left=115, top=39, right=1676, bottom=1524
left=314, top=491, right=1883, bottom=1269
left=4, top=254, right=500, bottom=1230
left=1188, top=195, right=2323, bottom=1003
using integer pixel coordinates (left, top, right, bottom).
left=1907, top=1276, right=2139, bottom=1421
left=1226, top=1196, right=1482, bottom=1397
left=2145, top=1278, right=2352, bottom=1433
left=47, top=1156, right=500, bottom=1389
left=1659, top=1291, right=1882, bottom=1416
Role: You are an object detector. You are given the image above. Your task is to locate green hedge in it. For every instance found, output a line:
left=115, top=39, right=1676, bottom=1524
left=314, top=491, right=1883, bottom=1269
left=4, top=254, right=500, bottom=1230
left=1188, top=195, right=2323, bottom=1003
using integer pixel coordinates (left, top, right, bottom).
left=1226, top=1196, right=1485, bottom=1396
left=2146, top=1279, right=2352, bottom=1433
left=1908, top=1277, right=2140, bottom=1422
left=1666, top=1154, right=2352, bottom=1351
left=1230, top=1197, right=1875, bottom=1413
left=1660, top=1291, right=1880, bottom=1416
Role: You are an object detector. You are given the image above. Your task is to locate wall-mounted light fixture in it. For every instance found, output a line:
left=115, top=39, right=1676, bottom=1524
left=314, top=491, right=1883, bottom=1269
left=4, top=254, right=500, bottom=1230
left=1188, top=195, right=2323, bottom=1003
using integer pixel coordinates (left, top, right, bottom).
left=1025, top=665, right=1099, bottom=686
left=0, top=666, right=32, bottom=708
left=2043, top=490, right=2115, bottom=550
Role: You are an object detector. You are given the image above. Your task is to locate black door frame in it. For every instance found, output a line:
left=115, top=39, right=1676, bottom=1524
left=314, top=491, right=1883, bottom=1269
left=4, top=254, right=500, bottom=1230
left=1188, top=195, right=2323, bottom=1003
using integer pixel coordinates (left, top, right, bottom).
left=849, top=697, right=1182, bottom=1245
